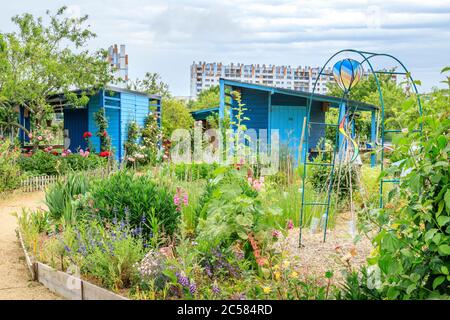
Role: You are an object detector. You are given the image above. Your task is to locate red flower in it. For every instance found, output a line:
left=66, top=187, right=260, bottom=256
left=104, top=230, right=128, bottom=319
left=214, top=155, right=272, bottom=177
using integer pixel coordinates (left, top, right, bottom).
left=102, top=131, right=108, bottom=137
left=52, top=151, right=59, bottom=156
left=99, top=151, right=110, bottom=157
left=83, top=131, right=93, bottom=138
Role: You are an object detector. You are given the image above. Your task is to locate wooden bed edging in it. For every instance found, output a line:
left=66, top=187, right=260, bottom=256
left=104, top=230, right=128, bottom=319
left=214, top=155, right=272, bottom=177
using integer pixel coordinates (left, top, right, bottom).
left=17, top=228, right=128, bottom=300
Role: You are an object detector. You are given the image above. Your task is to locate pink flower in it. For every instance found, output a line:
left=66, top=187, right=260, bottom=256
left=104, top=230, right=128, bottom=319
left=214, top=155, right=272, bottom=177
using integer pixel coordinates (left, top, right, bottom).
left=79, top=149, right=89, bottom=157
left=272, top=230, right=281, bottom=239
left=28, top=133, right=33, bottom=139
left=287, top=220, right=294, bottom=230
left=37, top=136, right=43, bottom=141
left=173, top=194, right=180, bottom=206
left=61, top=152, right=67, bottom=157
left=174, top=187, right=188, bottom=212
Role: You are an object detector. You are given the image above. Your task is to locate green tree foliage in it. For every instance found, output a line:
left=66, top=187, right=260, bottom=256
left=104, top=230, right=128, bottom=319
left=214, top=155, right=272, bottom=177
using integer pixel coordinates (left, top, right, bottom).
left=326, top=72, right=413, bottom=142
left=188, top=85, right=220, bottom=111
left=161, top=99, right=194, bottom=138
left=129, top=72, right=171, bottom=99
left=0, top=7, right=112, bottom=140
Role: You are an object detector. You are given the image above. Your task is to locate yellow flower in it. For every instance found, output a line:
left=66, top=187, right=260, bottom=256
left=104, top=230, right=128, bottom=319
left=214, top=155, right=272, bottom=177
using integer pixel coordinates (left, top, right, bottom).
left=290, top=271, right=298, bottom=279
left=262, top=286, right=272, bottom=294
left=282, top=260, right=290, bottom=268
left=273, top=264, right=280, bottom=270
left=274, top=271, right=281, bottom=280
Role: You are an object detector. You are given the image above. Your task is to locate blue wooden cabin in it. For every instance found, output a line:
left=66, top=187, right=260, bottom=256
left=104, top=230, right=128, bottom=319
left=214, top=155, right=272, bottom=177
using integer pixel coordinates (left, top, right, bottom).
left=19, top=86, right=161, bottom=160
left=192, top=78, right=378, bottom=165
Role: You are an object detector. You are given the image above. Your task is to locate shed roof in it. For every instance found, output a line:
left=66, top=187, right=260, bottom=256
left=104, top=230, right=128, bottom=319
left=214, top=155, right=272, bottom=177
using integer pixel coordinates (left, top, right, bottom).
left=220, top=78, right=378, bottom=112
left=190, top=107, right=219, bottom=121
left=47, top=85, right=161, bottom=112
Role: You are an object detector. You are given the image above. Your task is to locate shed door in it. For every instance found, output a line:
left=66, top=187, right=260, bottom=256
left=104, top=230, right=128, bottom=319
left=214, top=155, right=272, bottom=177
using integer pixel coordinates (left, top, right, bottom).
left=270, top=105, right=306, bottom=164
left=105, top=107, right=121, bottom=159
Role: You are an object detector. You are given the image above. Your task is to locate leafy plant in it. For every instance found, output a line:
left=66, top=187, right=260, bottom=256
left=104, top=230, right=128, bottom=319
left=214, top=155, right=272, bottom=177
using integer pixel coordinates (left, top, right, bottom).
left=0, top=139, right=22, bottom=191
left=45, top=174, right=89, bottom=222
left=83, top=171, right=179, bottom=236
left=196, top=166, right=280, bottom=256
left=124, top=121, right=140, bottom=165
left=64, top=221, right=146, bottom=291
left=361, top=94, right=449, bottom=299
left=94, top=109, right=112, bottom=153
left=141, top=111, right=162, bottom=166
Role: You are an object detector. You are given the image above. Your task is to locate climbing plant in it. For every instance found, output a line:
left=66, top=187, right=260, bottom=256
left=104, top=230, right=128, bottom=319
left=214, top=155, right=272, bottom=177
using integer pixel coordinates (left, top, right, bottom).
left=141, top=110, right=162, bottom=165
left=94, top=109, right=111, bottom=153
left=124, top=121, right=140, bottom=163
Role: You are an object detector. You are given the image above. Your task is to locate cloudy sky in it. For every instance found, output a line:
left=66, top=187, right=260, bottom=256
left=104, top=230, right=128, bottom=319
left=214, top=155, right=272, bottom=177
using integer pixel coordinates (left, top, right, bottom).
left=1, top=0, right=449, bottom=95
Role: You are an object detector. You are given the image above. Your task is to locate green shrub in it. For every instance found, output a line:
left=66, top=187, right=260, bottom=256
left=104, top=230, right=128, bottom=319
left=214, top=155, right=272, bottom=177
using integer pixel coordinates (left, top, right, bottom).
left=171, top=162, right=219, bottom=181
left=356, top=106, right=450, bottom=299
left=140, top=112, right=162, bottom=166
left=60, top=153, right=106, bottom=172
left=45, top=174, right=89, bottom=222
left=124, top=121, right=140, bottom=166
left=19, top=150, right=61, bottom=176
left=63, top=221, right=146, bottom=290
left=0, top=139, right=22, bottom=192
left=84, top=171, right=179, bottom=236
left=19, top=151, right=106, bottom=176
left=195, top=166, right=280, bottom=256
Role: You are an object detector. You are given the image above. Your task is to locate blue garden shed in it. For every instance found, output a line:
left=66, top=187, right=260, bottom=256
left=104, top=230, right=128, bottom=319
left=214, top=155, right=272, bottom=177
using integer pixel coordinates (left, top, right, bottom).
left=193, top=78, right=378, bottom=165
left=19, top=86, right=161, bottom=161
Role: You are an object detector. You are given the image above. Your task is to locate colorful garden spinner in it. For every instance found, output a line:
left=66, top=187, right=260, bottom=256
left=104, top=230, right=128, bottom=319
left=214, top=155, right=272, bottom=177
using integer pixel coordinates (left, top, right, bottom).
left=332, top=59, right=363, bottom=93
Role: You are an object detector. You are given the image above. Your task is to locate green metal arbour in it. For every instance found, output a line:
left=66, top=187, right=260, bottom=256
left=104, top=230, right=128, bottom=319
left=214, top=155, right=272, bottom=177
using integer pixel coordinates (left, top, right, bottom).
left=298, top=49, right=423, bottom=247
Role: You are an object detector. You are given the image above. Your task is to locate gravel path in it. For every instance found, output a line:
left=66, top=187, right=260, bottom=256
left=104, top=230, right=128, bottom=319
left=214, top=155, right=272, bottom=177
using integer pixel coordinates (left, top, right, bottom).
left=277, top=211, right=373, bottom=283
left=0, top=191, right=60, bottom=300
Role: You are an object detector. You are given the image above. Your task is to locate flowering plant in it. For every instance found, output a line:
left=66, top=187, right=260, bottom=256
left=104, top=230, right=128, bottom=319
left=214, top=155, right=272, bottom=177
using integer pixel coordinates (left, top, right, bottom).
left=173, top=187, right=188, bottom=212
left=83, top=131, right=92, bottom=139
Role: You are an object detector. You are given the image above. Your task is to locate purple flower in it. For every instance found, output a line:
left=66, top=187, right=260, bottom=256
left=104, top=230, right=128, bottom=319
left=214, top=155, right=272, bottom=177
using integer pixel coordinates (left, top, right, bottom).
left=176, top=272, right=190, bottom=287
left=78, top=245, right=87, bottom=256
left=124, top=206, right=130, bottom=218
left=212, top=285, right=220, bottom=294
left=205, top=263, right=213, bottom=278
left=189, top=283, right=197, bottom=294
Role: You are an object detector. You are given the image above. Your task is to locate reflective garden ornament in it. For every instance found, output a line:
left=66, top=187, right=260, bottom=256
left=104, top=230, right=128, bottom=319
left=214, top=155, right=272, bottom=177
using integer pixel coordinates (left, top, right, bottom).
left=332, top=59, right=363, bottom=93
left=332, top=58, right=363, bottom=163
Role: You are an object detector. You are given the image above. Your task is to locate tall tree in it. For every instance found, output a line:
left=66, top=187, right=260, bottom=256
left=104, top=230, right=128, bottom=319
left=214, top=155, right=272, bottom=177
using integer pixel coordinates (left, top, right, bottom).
left=188, top=85, right=220, bottom=111
left=161, top=99, right=194, bottom=138
left=129, top=72, right=171, bottom=99
left=0, top=6, right=112, bottom=141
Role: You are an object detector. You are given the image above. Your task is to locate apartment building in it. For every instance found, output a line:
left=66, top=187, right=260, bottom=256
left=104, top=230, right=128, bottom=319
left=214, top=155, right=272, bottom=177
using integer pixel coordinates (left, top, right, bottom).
left=190, top=62, right=335, bottom=98
left=108, top=44, right=129, bottom=82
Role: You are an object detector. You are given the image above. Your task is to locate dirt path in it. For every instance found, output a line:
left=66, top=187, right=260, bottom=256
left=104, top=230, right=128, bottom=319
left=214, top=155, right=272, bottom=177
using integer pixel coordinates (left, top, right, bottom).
left=281, top=211, right=373, bottom=282
left=0, top=191, right=60, bottom=300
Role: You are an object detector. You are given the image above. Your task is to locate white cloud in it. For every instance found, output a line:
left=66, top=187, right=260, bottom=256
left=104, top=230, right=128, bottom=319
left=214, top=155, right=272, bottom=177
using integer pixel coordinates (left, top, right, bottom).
left=0, top=0, right=448, bottom=94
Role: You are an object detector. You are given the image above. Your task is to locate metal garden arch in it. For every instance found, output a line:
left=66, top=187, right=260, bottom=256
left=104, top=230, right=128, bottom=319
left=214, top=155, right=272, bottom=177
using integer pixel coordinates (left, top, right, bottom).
left=298, top=49, right=423, bottom=246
